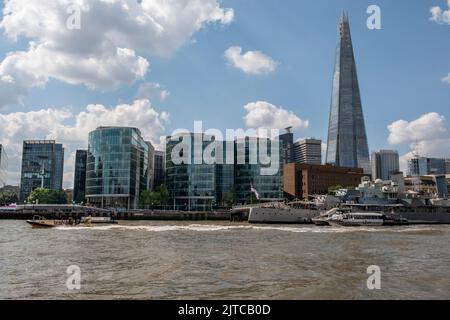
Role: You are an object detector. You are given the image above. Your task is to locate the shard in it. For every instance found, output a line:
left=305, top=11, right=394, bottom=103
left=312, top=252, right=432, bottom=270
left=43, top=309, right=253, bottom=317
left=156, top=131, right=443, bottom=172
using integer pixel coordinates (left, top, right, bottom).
left=326, top=12, right=371, bottom=174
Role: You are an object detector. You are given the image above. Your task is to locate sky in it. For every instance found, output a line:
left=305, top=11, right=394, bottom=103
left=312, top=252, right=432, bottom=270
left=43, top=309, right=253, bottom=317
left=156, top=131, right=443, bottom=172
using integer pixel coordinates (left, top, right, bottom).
left=0, top=0, right=449, bottom=188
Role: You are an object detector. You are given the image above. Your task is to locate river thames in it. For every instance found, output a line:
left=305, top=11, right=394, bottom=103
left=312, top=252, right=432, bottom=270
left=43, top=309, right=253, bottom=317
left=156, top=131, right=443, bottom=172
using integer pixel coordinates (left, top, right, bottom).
left=0, top=220, right=449, bottom=299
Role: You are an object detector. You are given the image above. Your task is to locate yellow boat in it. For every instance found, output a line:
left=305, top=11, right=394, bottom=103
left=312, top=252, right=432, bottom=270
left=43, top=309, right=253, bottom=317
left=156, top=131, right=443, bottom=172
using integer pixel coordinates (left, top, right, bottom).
left=26, top=215, right=58, bottom=228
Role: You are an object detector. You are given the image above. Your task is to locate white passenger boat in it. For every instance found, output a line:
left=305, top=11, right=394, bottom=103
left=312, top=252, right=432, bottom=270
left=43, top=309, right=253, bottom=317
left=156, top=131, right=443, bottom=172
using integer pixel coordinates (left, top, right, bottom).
left=328, top=212, right=384, bottom=227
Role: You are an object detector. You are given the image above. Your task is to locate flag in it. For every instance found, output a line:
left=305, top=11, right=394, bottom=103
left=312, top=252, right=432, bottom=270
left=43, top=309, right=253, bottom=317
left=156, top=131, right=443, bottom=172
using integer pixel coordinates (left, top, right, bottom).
left=250, top=184, right=260, bottom=200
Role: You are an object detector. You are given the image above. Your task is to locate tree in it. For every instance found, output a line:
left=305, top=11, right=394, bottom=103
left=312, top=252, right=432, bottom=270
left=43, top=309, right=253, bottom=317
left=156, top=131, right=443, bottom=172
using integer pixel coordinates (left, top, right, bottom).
left=222, top=188, right=236, bottom=208
left=27, top=188, right=67, bottom=204
left=156, top=185, right=169, bottom=205
left=0, top=191, right=18, bottom=206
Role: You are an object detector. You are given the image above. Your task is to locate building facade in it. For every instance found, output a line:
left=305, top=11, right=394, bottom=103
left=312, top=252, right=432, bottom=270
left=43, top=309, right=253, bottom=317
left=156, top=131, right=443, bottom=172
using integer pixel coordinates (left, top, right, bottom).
left=85, top=127, right=150, bottom=210
left=165, top=133, right=217, bottom=211
left=371, top=150, right=400, bottom=181
left=0, top=145, right=7, bottom=188
left=278, top=127, right=294, bottom=164
left=326, top=13, right=371, bottom=174
left=408, top=157, right=446, bottom=176
left=153, top=150, right=166, bottom=188
left=294, top=138, right=322, bottom=165
left=283, top=163, right=366, bottom=200
left=19, top=140, right=64, bottom=202
left=234, top=137, right=284, bottom=204
left=73, top=149, right=87, bottom=203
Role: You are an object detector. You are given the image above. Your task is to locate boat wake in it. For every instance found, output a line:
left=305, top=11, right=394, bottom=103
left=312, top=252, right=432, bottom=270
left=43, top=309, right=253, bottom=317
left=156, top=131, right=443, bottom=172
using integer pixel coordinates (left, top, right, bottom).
left=53, top=224, right=443, bottom=234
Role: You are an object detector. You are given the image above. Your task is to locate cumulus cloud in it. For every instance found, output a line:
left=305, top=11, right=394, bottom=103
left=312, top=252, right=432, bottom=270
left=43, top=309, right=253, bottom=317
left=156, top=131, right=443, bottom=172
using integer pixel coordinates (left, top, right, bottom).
left=387, top=112, right=450, bottom=172
left=136, top=82, right=170, bottom=101
left=387, top=112, right=448, bottom=145
left=224, top=46, right=278, bottom=75
left=243, top=101, right=309, bottom=133
left=0, top=0, right=234, bottom=108
left=430, top=0, right=450, bottom=24
left=0, top=99, right=169, bottom=187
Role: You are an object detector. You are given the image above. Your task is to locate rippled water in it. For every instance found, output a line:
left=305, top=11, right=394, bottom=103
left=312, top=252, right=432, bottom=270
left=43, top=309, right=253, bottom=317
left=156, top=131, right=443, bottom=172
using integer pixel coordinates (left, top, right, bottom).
left=0, top=220, right=449, bottom=299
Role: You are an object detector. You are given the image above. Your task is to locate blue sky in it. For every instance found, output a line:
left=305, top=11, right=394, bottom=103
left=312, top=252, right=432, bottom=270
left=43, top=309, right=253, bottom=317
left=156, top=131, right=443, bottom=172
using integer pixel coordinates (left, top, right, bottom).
left=0, top=0, right=449, bottom=187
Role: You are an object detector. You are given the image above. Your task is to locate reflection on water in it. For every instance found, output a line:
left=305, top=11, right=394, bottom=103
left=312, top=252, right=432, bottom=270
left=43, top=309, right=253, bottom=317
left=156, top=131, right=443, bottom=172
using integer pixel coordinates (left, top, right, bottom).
left=0, top=220, right=449, bottom=299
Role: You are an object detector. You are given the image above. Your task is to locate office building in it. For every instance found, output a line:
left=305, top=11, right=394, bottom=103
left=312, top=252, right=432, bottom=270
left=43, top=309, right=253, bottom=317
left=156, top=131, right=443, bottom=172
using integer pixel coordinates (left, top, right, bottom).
left=165, top=133, right=217, bottom=211
left=153, top=150, right=166, bottom=188
left=325, top=12, right=371, bottom=174
left=294, top=138, right=322, bottom=165
left=283, top=163, right=366, bottom=200
left=234, top=136, right=284, bottom=204
left=73, top=149, right=87, bottom=203
left=0, top=145, right=7, bottom=187
left=408, top=157, right=446, bottom=176
left=85, top=127, right=150, bottom=210
left=19, top=140, right=64, bottom=201
left=278, top=127, right=294, bottom=164
left=371, top=150, right=400, bottom=181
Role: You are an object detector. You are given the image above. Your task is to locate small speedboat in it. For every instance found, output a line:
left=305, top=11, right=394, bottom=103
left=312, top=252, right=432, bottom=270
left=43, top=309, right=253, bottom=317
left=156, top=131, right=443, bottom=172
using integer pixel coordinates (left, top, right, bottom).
left=26, top=215, right=57, bottom=228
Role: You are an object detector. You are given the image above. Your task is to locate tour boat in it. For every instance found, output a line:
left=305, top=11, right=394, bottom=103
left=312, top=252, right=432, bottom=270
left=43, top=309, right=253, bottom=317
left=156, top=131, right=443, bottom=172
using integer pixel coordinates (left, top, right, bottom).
left=328, top=212, right=384, bottom=227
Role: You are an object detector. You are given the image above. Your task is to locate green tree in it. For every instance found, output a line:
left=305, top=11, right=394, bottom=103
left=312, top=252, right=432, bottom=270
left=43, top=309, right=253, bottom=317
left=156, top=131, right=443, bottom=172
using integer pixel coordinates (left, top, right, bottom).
left=27, top=188, right=67, bottom=204
left=222, top=188, right=236, bottom=208
left=156, top=185, right=169, bottom=205
left=0, top=191, right=18, bottom=206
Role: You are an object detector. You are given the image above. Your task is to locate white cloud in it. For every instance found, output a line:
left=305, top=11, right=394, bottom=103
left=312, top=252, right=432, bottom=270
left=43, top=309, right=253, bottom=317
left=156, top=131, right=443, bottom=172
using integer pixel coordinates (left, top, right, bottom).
left=243, top=101, right=309, bottom=132
left=387, top=112, right=450, bottom=172
left=387, top=112, right=448, bottom=145
left=442, top=74, right=450, bottom=83
left=0, top=99, right=169, bottom=188
left=0, top=0, right=234, bottom=108
left=224, top=46, right=278, bottom=75
left=136, top=82, right=170, bottom=101
left=430, top=0, right=450, bottom=24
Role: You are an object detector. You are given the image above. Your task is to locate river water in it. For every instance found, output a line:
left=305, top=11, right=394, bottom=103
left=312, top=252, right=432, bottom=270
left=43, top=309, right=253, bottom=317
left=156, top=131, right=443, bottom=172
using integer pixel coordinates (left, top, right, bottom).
left=0, top=220, right=449, bottom=299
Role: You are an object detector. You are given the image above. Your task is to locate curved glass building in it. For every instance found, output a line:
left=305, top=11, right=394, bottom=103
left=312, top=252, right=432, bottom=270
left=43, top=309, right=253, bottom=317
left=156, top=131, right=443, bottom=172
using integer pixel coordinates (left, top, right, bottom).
left=86, top=127, right=151, bottom=209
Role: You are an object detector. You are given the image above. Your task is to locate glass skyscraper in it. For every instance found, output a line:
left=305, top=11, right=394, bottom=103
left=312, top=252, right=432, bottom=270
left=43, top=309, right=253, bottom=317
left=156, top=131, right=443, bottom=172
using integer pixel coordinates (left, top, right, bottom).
left=19, top=140, right=64, bottom=202
left=371, top=150, right=400, bottom=181
left=326, top=12, right=371, bottom=174
left=85, top=127, right=150, bottom=210
left=73, top=149, right=87, bottom=203
left=0, top=144, right=8, bottom=187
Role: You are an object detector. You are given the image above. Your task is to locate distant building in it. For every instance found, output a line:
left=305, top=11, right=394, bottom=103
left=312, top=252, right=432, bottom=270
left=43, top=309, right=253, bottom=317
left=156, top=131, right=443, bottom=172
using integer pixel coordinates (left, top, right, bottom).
left=73, top=150, right=87, bottom=203
left=64, top=189, right=73, bottom=204
left=371, top=150, right=399, bottom=181
left=404, top=175, right=448, bottom=197
left=0, top=145, right=7, bottom=187
left=408, top=157, right=446, bottom=176
left=234, top=136, right=284, bottom=204
left=153, top=150, right=166, bottom=188
left=283, top=163, right=366, bottom=200
left=294, top=138, right=322, bottom=165
left=19, top=140, right=64, bottom=202
left=146, top=142, right=155, bottom=189
left=278, top=127, right=294, bottom=164
left=325, top=13, right=371, bottom=174
left=85, top=127, right=150, bottom=210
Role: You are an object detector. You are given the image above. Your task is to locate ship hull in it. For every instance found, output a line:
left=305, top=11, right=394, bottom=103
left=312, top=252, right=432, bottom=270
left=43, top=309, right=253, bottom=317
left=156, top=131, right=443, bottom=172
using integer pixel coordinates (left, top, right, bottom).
left=248, top=207, right=319, bottom=224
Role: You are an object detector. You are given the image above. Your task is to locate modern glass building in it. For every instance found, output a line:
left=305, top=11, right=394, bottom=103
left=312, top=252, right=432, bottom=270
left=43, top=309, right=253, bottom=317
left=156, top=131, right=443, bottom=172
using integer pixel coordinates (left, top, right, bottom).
left=234, top=137, right=284, bottom=204
left=19, top=140, right=64, bottom=202
left=166, top=133, right=216, bottom=211
left=85, top=127, right=150, bottom=210
left=326, top=12, right=371, bottom=174
left=371, top=150, right=400, bottom=181
left=73, top=149, right=87, bottom=203
left=153, top=150, right=166, bottom=188
left=278, top=127, right=294, bottom=164
left=165, top=133, right=235, bottom=211
left=408, top=157, right=446, bottom=176
left=0, top=145, right=8, bottom=188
